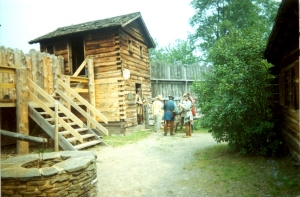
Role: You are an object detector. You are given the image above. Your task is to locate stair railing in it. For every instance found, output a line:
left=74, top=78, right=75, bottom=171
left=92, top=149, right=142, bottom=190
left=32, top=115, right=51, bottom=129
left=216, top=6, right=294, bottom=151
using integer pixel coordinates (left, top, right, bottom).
left=55, top=78, right=108, bottom=136
left=28, top=78, right=84, bottom=143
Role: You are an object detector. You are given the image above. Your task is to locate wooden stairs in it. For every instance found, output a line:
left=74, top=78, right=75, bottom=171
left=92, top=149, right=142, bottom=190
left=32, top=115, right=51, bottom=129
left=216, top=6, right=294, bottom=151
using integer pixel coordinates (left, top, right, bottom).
left=27, top=78, right=109, bottom=151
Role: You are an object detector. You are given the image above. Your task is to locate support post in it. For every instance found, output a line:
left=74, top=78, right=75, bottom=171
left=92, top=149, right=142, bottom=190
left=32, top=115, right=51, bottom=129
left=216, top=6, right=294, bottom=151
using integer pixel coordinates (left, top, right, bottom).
left=87, top=58, right=96, bottom=128
left=16, top=68, right=29, bottom=154
left=54, top=101, right=59, bottom=152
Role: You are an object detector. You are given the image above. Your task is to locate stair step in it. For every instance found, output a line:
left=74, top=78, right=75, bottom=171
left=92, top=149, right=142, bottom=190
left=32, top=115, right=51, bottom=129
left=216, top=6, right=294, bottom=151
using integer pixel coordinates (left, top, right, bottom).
left=51, top=122, right=77, bottom=127
left=73, top=140, right=102, bottom=150
left=45, top=116, right=68, bottom=121
left=67, top=134, right=96, bottom=143
left=60, top=128, right=88, bottom=135
left=39, top=111, right=63, bottom=115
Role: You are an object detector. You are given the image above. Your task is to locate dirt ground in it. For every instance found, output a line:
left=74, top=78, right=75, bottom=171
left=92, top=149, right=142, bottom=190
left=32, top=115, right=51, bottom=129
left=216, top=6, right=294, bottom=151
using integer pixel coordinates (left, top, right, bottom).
left=94, top=131, right=220, bottom=197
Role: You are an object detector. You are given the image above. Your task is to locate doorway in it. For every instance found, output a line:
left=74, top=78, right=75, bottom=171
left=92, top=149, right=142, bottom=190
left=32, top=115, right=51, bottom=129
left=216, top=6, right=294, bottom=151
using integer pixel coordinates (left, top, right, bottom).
left=71, top=37, right=85, bottom=76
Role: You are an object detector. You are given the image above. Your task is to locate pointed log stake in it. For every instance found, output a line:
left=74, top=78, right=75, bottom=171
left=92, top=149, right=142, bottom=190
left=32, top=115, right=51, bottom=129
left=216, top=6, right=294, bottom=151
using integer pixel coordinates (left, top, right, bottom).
left=0, top=130, right=48, bottom=143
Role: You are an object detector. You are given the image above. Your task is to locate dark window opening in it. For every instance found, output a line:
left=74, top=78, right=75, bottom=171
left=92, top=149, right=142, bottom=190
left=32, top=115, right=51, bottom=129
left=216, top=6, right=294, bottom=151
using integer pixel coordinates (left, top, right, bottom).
left=128, top=39, right=133, bottom=53
left=135, top=84, right=141, bottom=94
left=71, top=37, right=85, bottom=76
left=139, top=46, right=143, bottom=57
left=46, top=45, right=54, bottom=54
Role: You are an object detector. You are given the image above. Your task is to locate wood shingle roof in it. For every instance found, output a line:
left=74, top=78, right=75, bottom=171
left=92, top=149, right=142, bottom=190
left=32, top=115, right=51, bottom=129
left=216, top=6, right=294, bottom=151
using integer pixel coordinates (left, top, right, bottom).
left=29, top=12, right=155, bottom=48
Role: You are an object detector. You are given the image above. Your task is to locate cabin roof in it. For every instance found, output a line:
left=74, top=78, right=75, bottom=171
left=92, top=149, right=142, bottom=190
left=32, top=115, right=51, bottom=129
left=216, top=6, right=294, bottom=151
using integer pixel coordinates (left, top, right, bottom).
left=29, top=12, right=155, bottom=48
left=264, top=0, right=298, bottom=66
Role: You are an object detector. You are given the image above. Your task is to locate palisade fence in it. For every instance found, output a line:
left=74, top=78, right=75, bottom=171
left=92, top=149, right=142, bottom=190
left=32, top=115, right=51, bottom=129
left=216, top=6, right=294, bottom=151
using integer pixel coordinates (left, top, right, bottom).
left=0, top=46, right=64, bottom=100
left=150, top=61, right=209, bottom=102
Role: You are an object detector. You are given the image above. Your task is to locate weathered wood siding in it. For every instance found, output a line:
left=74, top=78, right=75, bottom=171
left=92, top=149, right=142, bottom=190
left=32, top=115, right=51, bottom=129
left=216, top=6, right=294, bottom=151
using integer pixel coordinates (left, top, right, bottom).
left=120, top=20, right=152, bottom=129
left=40, top=38, right=70, bottom=75
left=278, top=52, right=299, bottom=162
left=150, top=62, right=209, bottom=99
left=83, top=30, right=123, bottom=124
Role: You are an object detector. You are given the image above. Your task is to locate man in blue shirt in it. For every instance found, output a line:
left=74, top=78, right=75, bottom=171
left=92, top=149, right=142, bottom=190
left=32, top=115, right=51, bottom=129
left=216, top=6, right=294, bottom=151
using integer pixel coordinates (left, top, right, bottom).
left=163, top=96, right=178, bottom=136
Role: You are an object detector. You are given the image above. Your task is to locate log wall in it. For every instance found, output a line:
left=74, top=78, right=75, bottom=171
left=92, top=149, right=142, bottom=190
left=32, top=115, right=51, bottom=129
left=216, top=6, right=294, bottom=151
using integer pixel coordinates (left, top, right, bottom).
left=278, top=51, right=300, bottom=162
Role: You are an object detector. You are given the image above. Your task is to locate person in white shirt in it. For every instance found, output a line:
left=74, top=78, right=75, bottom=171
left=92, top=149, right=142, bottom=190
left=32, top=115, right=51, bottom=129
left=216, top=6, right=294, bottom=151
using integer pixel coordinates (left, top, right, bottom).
left=178, top=93, right=193, bottom=138
left=152, top=95, right=164, bottom=132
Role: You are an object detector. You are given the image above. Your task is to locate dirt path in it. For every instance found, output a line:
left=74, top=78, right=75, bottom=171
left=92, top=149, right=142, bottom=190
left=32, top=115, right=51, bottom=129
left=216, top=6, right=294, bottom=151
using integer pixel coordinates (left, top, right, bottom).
left=94, top=132, right=220, bottom=197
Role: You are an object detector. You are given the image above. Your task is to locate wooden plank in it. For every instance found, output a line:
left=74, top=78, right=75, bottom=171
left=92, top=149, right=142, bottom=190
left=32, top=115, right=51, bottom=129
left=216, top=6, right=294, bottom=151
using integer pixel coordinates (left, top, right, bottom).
left=29, top=92, right=55, bottom=117
left=69, top=76, right=89, bottom=83
left=0, top=102, right=16, bottom=107
left=73, top=140, right=102, bottom=150
left=16, top=68, right=29, bottom=155
left=56, top=78, right=108, bottom=124
left=56, top=88, right=108, bottom=136
left=58, top=116, right=83, bottom=143
left=0, top=83, right=15, bottom=88
left=73, top=58, right=87, bottom=77
left=87, top=58, right=96, bottom=128
left=28, top=106, right=76, bottom=151
left=0, top=66, right=17, bottom=73
left=74, top=89, right=88, bottom=93
left=94, top=77, right=123, bottom=84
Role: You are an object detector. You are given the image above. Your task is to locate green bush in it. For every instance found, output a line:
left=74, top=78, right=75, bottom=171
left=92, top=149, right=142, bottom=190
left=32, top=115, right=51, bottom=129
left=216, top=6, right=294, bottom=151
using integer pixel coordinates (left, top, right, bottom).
left=192, top=28, right=282, bottom=155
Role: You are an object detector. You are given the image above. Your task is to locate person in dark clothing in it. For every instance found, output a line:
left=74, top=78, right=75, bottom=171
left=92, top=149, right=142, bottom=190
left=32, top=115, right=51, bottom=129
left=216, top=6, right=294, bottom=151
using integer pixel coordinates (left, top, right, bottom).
left=163, top=96, right=178, bottom=136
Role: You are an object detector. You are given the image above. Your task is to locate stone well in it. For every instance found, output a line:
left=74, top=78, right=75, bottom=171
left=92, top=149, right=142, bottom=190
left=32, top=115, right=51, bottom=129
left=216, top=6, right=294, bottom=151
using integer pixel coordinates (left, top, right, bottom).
left=1, top=151, right=98, bottom=197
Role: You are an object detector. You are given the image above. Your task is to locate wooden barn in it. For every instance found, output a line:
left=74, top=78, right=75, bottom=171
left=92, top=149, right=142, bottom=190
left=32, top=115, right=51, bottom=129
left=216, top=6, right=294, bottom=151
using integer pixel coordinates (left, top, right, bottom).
left=28, top=12, right=155, bottom=134
left=264, top=0, right=299, bottom=162
left=0, top=12, right=154, bottom=154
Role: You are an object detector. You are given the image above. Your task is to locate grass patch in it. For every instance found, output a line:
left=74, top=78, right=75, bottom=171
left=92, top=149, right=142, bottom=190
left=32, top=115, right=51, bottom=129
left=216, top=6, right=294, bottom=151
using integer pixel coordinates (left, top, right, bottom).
left=181, top=144, right=300, bottom=197
left=101, top=130, right=153, bottom=147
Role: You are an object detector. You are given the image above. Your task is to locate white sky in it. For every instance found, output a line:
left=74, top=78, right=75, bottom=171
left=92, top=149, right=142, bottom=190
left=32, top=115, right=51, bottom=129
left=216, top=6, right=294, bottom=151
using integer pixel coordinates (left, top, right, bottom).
left=0, top=0, right=195, bottom=54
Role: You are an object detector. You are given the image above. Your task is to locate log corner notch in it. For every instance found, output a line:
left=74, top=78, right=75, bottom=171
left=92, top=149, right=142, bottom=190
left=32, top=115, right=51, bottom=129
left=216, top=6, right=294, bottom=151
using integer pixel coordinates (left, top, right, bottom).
left=0, top=130, right=48, bottom=144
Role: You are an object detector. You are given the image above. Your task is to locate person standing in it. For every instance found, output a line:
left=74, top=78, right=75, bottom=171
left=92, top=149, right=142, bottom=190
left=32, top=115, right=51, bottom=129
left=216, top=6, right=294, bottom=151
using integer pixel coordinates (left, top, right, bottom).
left=136, top=88, right=146, bottom=125
left=152, top=95, right=164, bottom=132
left=178, top=93, right=193, bottom=138
left=186, top=92, right=196, bottom=133
left=163, top=96, right=177, bottom=136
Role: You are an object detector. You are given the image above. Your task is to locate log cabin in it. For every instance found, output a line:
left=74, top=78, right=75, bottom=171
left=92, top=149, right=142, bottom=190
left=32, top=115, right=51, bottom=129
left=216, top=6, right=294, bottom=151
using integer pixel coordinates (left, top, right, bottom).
left=0, top=12, right=155, bottom=153
left=28, top=12, right=155, bottom=134
left=264, top=0, right=299, bottom=163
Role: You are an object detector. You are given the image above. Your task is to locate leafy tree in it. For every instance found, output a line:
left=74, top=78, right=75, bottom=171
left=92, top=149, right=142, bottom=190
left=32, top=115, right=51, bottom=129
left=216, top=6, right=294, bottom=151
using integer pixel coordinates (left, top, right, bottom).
left=149, top=39, right=199, bottom=65
left=192, top=27, right=282, bottom=155
left=189, top=0, right=280, bottom=55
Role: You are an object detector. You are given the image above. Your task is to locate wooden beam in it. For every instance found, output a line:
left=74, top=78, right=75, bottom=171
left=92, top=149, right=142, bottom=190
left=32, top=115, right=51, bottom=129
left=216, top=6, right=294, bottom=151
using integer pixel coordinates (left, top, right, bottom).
left=16, top=68, right=29, bottom=154
left=0, top=129, right=48, bottom=143
left=73, top=58, right=87, bottom=77
left=87, top=58, right=96, bottom=128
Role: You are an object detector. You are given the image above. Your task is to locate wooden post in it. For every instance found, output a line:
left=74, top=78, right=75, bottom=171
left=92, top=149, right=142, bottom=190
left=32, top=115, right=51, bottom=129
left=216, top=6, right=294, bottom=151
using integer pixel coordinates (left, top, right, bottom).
left=54, top=101, right=59, bottom=152
left=16, top=68, right=29, bottom=154
left=87, top=58, right=96, bottom=128
left=145, top=104, right=149, bottom=129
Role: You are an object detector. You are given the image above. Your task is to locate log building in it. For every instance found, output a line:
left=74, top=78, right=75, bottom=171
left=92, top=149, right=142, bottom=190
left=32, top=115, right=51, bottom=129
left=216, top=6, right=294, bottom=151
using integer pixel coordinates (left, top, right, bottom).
left=0, top=12, right=154, bottom=154
left=29, top=12, right=155, bottom=134
left=264, top=0, right=299, bottom=163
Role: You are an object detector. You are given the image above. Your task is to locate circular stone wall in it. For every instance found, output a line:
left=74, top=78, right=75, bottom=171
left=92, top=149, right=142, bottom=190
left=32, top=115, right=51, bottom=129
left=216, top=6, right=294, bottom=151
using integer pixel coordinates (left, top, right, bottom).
left=1, top=151, right=98, bottom=197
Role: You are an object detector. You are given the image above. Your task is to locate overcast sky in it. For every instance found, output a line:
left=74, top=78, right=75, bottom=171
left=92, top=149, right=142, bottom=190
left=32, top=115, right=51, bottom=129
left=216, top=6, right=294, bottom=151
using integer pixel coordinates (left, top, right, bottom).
left=0, top=0, right=195, bottom=53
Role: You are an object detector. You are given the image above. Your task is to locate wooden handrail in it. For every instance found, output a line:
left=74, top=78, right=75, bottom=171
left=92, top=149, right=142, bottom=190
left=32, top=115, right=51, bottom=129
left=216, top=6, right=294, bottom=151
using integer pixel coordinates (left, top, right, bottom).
left=28, top=78, right=84, bottom=143
left=57, top=78, right=108, bottom=123
left=56, top=78, right=108, bottom=135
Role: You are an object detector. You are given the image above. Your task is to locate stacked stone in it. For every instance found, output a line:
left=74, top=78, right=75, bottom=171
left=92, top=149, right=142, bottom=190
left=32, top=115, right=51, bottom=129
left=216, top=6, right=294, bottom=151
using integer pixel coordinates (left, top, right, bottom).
left=1, top=151, right=98, bottom=197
